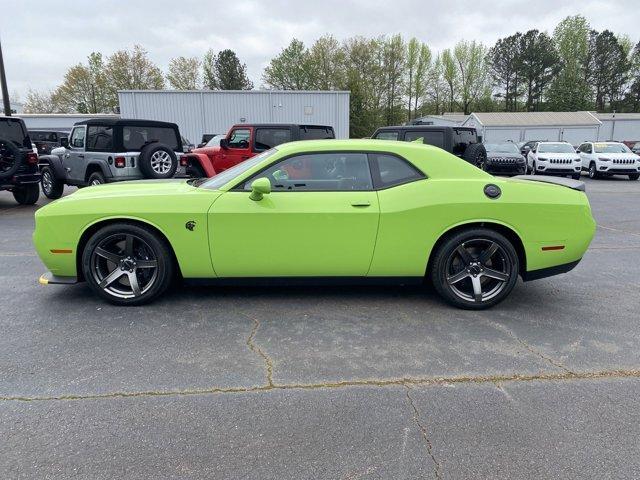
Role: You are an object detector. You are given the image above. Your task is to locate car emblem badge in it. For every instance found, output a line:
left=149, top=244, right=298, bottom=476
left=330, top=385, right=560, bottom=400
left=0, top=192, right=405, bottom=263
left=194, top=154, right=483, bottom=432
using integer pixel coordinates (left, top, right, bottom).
left=185, top=220, right=196, bottom=231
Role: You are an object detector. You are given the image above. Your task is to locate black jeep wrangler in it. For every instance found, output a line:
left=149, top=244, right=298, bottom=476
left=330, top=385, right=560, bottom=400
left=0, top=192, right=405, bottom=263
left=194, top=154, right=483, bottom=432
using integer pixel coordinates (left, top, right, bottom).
left=38, top=118, right=185, bottom=199
left=0, top=116, right=41, bottom=205
left=371, top=125, right=487, bottom=166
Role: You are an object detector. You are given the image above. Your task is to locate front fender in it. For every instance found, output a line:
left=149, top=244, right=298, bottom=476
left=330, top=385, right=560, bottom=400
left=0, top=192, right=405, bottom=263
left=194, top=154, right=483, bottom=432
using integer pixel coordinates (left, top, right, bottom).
left=185, top=153, right=216, bottom=177
left=38, top=154, right=67, bottom=180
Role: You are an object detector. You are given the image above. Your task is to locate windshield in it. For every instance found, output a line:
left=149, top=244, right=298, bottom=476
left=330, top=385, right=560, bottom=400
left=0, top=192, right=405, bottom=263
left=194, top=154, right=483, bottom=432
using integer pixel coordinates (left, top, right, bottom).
left=594, top=142, right=631, bottom=154
left=538, top=143, right=575, bottom=154
left=485, top=143, right=520, bottom=154
left=199, top=148, right=277, bottom=189
left=206, top=134, right=226, bottom=147
left=0, top=118, right=31, bottom=148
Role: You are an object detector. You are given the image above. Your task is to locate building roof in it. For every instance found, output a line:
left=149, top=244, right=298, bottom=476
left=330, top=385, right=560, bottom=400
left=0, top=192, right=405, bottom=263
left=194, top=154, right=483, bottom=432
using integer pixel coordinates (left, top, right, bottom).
left=74, top=118, right=178, bottom=128
left=466, top=111, right=601, bottom=127
left=594, top=112, right=640, bottom=121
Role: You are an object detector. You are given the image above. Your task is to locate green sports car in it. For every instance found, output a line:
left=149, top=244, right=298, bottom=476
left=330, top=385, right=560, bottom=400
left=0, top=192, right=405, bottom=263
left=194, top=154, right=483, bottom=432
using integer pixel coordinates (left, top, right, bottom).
left=34, top=139, right=596, bottom=309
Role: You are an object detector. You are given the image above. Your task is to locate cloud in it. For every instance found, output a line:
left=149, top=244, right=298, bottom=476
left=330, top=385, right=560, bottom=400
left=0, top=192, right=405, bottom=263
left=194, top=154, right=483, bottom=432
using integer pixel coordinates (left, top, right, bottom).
left=1, top=0, right=638, bottom=98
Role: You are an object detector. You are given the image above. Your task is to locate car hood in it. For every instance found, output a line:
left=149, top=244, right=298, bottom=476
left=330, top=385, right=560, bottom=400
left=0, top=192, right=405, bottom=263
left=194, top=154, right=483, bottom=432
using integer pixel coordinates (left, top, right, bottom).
left=58, top=179, right=198, bottom=202
left=593, top=152, right=639, bottom=160
left=191, top=146, right=221, bottom=156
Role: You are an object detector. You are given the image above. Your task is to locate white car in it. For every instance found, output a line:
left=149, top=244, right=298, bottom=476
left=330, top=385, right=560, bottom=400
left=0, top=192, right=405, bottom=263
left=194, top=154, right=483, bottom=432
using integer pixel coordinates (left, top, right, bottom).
left=526, top=141, right=582, bottom=179
left=577, top=141, right=640, bottom=181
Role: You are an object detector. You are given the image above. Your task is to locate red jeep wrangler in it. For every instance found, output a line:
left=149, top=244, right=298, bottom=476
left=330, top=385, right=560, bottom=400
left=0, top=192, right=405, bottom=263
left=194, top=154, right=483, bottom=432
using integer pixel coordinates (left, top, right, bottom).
left=183, top=123, right=335, bottom=177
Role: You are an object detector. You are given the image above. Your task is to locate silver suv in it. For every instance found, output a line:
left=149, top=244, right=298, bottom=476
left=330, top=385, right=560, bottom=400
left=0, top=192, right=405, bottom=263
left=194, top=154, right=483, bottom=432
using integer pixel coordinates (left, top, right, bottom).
left=38, top=119, right=185, bottom=199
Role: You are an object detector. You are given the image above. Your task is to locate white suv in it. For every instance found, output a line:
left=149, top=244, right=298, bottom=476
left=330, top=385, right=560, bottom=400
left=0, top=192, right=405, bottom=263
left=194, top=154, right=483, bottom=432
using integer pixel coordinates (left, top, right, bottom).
left=577, top=141, right=640, bottom=181
left=526, top=141, right=582, bottom=179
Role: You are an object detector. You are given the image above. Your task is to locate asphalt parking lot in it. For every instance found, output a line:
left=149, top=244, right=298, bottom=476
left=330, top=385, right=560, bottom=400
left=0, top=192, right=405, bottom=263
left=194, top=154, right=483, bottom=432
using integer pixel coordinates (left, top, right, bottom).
left=1, top=176, right=640, bottom=479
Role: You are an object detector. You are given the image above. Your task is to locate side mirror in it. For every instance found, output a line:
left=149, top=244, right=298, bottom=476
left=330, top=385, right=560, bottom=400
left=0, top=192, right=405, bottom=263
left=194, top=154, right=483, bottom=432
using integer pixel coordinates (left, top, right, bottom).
left=522, top=146, right=530, bottom=154
left=249, top=177, right=271, bottom=201
left=219, top=138, right=229, bottom=149
left=60, top=137, right=69, bottom=148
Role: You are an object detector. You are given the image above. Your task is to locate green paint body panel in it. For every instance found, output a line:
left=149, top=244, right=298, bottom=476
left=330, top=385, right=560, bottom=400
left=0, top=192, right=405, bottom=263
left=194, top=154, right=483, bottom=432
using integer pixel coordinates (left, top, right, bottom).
left=33, top=140, right=596, bottom=281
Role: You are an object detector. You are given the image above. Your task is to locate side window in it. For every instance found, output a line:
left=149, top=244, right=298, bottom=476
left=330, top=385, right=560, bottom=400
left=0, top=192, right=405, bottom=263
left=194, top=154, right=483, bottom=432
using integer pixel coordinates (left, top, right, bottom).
left=228, top=128, right=251, bottom=149
left=70, top=127, right=86, bottom=149
left=374, top=131, right=399, bottom=140
left=370, top=153, right=425, bottom=189
left=244, top=152, right=373, bottom=191
left=300, top=126, right=334, bottom=140
left=254, top=128, right=292, bottom=152
left=86, top=126, right=114, bottom=151
left=586, top=144, right=593, bottom=154
left=405, top=131, right=445, bottom=149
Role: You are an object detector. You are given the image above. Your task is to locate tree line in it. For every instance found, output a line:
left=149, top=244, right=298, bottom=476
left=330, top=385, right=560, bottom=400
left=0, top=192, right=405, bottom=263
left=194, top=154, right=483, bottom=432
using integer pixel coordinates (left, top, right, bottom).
left=24, top=15, right=640, bottom=138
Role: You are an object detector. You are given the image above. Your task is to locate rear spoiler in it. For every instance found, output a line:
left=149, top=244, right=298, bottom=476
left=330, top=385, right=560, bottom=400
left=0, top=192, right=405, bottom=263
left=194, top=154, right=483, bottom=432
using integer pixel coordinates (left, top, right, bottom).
left=510, top=175, right=585, bottom=192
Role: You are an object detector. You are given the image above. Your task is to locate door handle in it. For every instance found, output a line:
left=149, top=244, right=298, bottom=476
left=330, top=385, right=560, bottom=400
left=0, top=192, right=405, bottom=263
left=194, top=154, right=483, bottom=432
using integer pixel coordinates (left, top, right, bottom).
left=350, top=201, right=371, bottom=207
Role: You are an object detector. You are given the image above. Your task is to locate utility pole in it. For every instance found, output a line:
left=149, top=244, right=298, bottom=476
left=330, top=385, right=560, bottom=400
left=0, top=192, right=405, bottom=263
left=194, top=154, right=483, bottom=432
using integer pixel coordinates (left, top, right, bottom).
left=0, top=36, right=11, bottom=116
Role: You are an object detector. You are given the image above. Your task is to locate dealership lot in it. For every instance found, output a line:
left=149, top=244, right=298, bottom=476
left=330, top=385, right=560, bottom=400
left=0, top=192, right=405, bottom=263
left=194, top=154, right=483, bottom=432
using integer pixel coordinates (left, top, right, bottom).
left=1, top=177, right=640, bottom=478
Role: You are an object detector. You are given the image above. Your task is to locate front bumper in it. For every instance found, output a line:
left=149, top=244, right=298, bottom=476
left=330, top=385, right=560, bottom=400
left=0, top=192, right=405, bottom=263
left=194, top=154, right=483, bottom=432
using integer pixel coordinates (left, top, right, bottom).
left=39, top=272, right=78, bottom=285
left=485, top=162, right=526, bottom=174
left=537, top=163, right=581, bottom=174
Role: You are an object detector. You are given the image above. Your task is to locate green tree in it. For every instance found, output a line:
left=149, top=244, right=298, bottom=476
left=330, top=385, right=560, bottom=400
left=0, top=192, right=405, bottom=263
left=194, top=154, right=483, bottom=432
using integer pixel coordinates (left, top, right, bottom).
left=203, top=49, right=253, bottom=90
left=382, top=34, right=406, bottom=124
left=454, top=40, right=489, bottom=114
left=307, top=35, right=345, bottom=89
left=54, top=52, right=111, bottom=113
left=488, top=33, right=522, bottom=111
left=441, top=48, right=457, bottom=112
left=623, top=41, right=640, bottom=111
left=547, top=15, right=592, bottom=110
left=262, top=39, right=314, bottom=90
left=23, top=89, right=68, bottom=113
left=412, top=44, right=432, bottom=116
left=167, top=56, right=201, bottom=90
left=587, top=30, right=629, bottom=111
left=104, top=45, right=164, bottom=108
left=424, top=53, right=448, bottom=115
left=518, top=30, right=559, bottom=111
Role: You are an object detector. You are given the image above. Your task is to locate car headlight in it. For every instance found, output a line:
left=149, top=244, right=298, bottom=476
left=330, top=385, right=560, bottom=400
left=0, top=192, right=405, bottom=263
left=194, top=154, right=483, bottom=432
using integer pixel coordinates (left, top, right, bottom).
left=598, top=157, right=611, bottom=162
left=574, top=157, right=581, bottom=162
left=538, top=157, right=547, bottom=161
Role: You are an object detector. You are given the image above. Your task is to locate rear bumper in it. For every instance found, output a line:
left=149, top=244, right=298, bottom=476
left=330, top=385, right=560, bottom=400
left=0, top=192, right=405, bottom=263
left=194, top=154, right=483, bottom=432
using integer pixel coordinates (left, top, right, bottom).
left=0, top=172, right=41, bottom=189
left=522, top=259, right=582, bottom=281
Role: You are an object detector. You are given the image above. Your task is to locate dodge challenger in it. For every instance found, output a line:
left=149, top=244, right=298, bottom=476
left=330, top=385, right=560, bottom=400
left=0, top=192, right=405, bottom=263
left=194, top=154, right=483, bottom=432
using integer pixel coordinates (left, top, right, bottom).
left=34, top=139, right=596, bottom=309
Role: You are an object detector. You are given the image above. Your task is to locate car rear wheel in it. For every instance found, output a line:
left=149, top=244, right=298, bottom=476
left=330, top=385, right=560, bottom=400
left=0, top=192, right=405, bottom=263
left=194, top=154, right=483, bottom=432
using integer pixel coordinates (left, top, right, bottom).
left=12, top=184, right=40, bottom=205
left=41, top=165, right=64, bottom=199
left=82, top=223, right=174, bottom=306
left=87, top=171, right=105, bottom=186
left=430, top=228, right=519, bottom=309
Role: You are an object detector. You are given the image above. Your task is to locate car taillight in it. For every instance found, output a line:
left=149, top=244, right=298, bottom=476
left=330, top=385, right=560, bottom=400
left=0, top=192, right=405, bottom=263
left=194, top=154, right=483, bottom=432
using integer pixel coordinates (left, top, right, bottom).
left=114, top=156, right=126, bottom=168
left=27, top=152, right=38, bottom=164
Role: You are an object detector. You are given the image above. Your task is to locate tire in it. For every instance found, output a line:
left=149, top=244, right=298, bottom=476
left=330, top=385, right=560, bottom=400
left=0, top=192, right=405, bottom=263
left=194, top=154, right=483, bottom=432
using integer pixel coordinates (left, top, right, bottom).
left=87, top=171, right=106, bottom=186
left=571, top=172, right=581, bottom=180
left=463, top=143, right=487, bottom=167
left=81, top=222, right=174, bottom=306
left=139, top=143, right=177, bottom=179
left=0, top=137, right=23, bottom=179
left=430, top=227, right=519, bottom=310
left=12, top=184, right=40, bottom=205
left=187, top=162, right=205, bottom=178
left=588, top=162, right=599, bottom=179
left=629, top=173, right=639, bottom=181
left=40, top=165, right=64, bottom=199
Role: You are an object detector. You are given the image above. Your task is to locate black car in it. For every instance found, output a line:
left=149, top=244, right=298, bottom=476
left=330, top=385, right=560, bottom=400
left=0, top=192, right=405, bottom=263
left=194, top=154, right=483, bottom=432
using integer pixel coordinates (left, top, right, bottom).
left=0, top=116, right=41, bottom=204
left=29, top=129, right=69, bottom=155
left=371, top=125, right=487, bottom=166
left=481, top=142, right=527, bottom=175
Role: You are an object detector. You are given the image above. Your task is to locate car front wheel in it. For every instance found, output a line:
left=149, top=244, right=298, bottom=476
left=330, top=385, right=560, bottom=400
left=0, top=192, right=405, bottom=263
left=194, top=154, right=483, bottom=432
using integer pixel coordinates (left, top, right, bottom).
left=430, top=228, right=519, bottom=309
left=82, top=223, right=174, bottom=305
left=41, top=165, right=64, bottom=199
left=629, top=173, right=639, bottom=181
left=588, top=163, right=599, bottom=179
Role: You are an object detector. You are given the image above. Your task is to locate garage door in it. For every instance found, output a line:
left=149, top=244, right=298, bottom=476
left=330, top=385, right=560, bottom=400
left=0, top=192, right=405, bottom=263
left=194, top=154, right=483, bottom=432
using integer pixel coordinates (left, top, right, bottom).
left=561, top=127, right=599, bottom=145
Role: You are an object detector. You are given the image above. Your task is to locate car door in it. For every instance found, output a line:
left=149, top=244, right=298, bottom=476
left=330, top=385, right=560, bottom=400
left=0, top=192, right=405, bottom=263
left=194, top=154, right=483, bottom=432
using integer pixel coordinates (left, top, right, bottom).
left=218, top=127, right=252, bottom=171
left=65, top=126, right=87, bottom=182
left=208, top=151, right=380, bottom=277
left=527, top=142, right=538, bottom=170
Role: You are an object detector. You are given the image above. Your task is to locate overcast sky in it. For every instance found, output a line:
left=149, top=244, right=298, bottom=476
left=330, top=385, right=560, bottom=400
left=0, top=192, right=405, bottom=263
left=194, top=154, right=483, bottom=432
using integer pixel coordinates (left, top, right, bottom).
left=1, top=0, right=638, bottom=100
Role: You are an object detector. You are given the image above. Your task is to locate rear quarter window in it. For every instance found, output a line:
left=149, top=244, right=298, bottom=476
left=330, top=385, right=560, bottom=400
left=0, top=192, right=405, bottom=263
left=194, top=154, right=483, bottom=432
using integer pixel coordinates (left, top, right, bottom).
left=299, top=126, right=335, bottom=140
left=374, top=131, right=399, bottom=141
left=0, top=118, right=30, bottom=148
left=370, top=153, right=425, bottom=189
left=122, top=125, right=180, bottom=151
left=404, top=130, right=445, bottom=149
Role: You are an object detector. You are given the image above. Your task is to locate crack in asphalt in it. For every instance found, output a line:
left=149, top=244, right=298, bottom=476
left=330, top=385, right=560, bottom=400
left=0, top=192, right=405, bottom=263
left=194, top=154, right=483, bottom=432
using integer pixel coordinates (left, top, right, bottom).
left=488, top=321, right=575, bottom=375
left=404, top=385, right=442, bottom=479
left=241, top=312, right=274, bottom=388
left=597, top=224, right=640, bottom=238
left=2, top=368, right=639, bottom=403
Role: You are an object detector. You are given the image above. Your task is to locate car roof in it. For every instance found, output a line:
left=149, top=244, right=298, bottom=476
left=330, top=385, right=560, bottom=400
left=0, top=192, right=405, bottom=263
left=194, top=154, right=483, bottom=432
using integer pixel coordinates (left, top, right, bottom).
left=230, top=123, right=333, bottom=129
left=74, top=118, right=179, bottom=128
left=375, top=125, right=474, bottom=131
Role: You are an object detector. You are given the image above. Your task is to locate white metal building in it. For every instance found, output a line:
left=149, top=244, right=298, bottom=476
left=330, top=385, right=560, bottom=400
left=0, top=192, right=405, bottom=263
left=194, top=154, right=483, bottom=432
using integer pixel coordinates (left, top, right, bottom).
left=462, top=112, right=602, bottom=144
left=411, top=113, right=468, bottom=126
left=19, top=114, right=119, bottom=132
left=595, top=113, right=640, bottom=142
left=118, top=90, right=350, bottom=142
